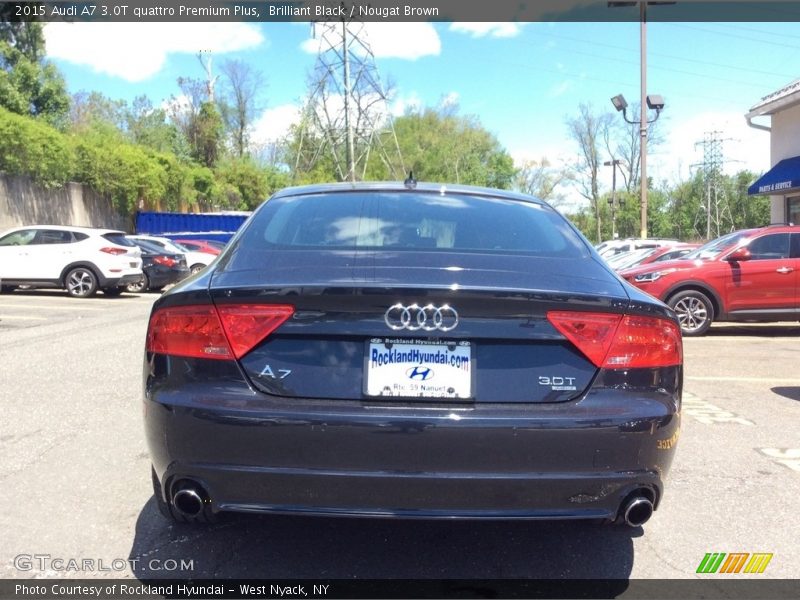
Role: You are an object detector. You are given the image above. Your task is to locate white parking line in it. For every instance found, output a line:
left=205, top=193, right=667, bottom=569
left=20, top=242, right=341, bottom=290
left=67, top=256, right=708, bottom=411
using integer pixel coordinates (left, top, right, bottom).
left=0, top=303, right=104, bottom=311
left=687, top=376, right=800, bottom=384
left=0, top=315, right=47, bottom=321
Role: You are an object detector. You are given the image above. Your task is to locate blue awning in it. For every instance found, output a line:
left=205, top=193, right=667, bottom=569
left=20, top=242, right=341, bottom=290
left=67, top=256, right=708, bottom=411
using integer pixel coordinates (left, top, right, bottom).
left=748, top=156, right=800, bottom=195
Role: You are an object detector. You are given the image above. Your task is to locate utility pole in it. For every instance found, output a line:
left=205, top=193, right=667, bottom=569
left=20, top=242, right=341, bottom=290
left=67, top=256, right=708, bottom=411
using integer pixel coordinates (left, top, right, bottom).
left=605, top=159, right=622, bottom=239
left=608, top=1, right=674, bottom=238
left=639, top=0, right=648, bottom=240
left=341, top=22, right=355, bottom=182
left=692, top=131, right=735, bottom=240
left=294, top=13, right=405, bottom=183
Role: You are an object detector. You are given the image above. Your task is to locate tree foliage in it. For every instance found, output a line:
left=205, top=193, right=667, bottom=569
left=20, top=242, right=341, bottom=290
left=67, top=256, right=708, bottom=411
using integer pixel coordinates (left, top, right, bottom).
left=0, top=20, right=69, bottom=126
left=566, top=104, right=613, bottom=242
left=0, top=106, right=72, bottom=186
left=219, top=59, right=265, bottom=158
left=564, top=169, right=771, bottom=243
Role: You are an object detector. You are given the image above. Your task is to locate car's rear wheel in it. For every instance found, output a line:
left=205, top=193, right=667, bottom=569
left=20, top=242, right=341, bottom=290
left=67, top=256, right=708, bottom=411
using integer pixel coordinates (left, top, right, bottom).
left=65, top=267, right=98, bottom=298
left=151, top=467, right=217, bottom=525
left=126, top=274, right=149, bottom=294
left=190, top=263, right=206, bottom=274
left=668, top=290, right=713, bottom=336
left=102, top=287, right=123, bottom=297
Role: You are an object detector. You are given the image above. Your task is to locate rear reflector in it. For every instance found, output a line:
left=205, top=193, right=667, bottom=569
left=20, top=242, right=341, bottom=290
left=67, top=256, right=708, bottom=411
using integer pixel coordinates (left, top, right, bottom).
left=547, top=311, right=682, bottom=369
left=147, top=304, right=294, bottom=360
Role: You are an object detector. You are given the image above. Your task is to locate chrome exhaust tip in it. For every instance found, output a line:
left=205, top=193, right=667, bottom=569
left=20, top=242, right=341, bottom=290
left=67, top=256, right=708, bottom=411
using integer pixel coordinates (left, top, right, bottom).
left=623, top=496, right=654, bottom=527
left=172, top=487, right=204, bottom=518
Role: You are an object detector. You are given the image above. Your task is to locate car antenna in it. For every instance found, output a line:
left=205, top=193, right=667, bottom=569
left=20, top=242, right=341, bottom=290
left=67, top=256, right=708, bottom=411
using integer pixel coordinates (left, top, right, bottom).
left=404, top=171, right=417, bottom=189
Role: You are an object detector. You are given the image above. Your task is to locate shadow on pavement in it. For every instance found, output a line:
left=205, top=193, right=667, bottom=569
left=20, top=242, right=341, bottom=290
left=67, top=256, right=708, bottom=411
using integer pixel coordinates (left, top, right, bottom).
left=771, top=386, right=800, bottom=402
left=128, top=496, right=636, bottom=585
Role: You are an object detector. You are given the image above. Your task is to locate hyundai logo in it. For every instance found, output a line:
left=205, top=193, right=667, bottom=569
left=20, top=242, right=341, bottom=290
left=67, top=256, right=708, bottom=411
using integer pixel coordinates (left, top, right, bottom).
left=407, top=366, right=434, bottom=381
left=384, top=303, right=459, bottom=332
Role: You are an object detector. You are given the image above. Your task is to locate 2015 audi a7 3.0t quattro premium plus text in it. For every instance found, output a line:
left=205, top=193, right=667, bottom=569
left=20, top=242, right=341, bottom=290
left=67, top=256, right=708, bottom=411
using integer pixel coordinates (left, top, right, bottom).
left=144, top=182, right=682, bottom=528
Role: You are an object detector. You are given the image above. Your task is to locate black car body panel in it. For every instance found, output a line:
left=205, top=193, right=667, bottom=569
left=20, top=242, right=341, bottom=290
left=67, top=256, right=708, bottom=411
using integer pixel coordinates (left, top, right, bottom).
left=144, top=183, right=682, bottom=523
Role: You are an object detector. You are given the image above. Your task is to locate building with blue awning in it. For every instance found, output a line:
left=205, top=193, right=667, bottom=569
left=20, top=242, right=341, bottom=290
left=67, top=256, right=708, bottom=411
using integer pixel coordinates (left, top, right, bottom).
left=746, top=79, right=800, bottom=225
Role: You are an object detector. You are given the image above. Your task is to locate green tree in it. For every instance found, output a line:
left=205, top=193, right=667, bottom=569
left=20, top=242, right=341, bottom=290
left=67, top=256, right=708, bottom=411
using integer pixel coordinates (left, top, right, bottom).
left=0, top=106, right=73, bottom=186
left=383, top=107, right=516, bottom=188
left=219, top=59, right=265, bottom=158
left=126, top=95, right=186, bottom=156
left=0, top=20, right=69, bottom=125
left=70, top=91, right=127, bottom=132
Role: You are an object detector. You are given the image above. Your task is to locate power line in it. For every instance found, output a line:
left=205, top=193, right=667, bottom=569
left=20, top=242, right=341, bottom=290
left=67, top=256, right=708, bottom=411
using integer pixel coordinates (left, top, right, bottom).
left=294, top=20, right=405, bottom=182
left=525, top=30, right=795, bottom=83
left=692, top=131, right=736, bottom=240
left=665, top=23, right=800, bottom=52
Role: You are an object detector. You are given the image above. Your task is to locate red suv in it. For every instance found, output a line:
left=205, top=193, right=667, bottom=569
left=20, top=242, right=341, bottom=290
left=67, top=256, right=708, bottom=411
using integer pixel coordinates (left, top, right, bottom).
left=619, top=225, right=800, bottom=336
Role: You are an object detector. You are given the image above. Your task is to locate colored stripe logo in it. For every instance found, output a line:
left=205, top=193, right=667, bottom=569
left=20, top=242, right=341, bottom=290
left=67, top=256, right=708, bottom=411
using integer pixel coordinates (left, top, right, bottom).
left=697, top=553, right=773, bottom=574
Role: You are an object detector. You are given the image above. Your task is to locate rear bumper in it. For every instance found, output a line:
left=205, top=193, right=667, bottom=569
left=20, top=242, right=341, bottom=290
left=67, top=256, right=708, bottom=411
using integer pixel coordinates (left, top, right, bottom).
left=100, top=273, right=144, bottom=288
left=145, top=367, right=681, bottom=520
left=145, top=266, right=191, bottom=288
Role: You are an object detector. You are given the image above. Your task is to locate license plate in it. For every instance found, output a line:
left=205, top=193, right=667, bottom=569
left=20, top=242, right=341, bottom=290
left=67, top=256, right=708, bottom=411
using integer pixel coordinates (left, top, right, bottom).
left=365, top=338, right=472, bottom=399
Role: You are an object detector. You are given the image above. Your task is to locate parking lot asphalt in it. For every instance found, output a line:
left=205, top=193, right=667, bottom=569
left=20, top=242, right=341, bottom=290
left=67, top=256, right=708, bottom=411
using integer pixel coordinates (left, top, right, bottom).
left=1, top=290, right=798, bottom=582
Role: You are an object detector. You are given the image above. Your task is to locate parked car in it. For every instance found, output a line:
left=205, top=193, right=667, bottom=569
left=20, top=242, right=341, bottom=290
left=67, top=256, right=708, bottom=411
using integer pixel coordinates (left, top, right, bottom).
left=596, top=238, right=680, bottom=259
left=128, top=235, right=216, bottom=274
left=173, top=239, right=224, bottom=256
left=620, top=224, right=800, bottom=336
left=606, top=244, right=700, bottom=271
left=125, top=238, right=190, bottom=293
left=0, top=225, right=143, bottom=298
left=145, top=182, right=682, bottom=528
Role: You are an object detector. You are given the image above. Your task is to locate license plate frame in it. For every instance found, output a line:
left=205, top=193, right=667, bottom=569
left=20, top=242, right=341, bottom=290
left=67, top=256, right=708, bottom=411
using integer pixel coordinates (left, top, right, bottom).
left=363, top=338, right=474, bottom=400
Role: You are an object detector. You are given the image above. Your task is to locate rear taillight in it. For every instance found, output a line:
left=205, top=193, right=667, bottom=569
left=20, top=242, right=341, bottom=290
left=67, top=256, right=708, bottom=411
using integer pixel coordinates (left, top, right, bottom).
left=146, top=304, right=294, bottom=360
left=547, top=311, right=682, bottom=369
left=153, top=256, right=177, bottom=267
left=100, top=247, right=127, bottom=255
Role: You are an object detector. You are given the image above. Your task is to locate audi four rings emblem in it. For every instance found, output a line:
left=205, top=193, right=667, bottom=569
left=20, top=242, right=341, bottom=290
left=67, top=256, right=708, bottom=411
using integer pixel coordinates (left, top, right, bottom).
left=384, top=303, right=459, bottom=332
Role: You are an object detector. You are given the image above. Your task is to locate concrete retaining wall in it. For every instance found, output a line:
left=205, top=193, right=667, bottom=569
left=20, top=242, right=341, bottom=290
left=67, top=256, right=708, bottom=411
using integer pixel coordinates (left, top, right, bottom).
left=0, top=173, right=130, bottom=232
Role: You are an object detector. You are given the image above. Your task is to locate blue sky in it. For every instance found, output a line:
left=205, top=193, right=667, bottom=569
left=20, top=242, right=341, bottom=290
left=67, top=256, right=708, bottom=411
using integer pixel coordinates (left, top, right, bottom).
left=42, top=20, right=799, bottom=207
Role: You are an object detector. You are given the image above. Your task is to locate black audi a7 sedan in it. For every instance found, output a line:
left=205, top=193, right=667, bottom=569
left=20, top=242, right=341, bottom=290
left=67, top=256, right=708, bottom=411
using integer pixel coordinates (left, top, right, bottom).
left=144, top=182, right=682, bottom=527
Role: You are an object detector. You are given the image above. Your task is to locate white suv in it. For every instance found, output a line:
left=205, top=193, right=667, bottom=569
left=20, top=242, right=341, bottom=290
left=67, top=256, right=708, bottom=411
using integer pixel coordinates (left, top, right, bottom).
left=0, top=225, right=143, bottom=298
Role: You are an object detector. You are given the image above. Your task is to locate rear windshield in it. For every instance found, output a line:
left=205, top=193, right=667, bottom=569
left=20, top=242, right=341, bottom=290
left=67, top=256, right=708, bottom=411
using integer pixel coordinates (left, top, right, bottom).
left=102, top=233, right=135, bottom=247
left=229, top=191, right=588, bottom=261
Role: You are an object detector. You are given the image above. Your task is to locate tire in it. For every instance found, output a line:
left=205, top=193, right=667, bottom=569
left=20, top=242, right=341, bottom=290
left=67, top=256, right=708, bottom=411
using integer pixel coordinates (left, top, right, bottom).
left=65, top=267, right=98, bottom=298
left=190, top=263, right=206, bottom=275
left=126, top=274, right=149, bottom=294
left=102, top=287, right=123, bottom=297
left=668, top=289, right=714, bottom=336
left=151, top=467, right=217, bottom=525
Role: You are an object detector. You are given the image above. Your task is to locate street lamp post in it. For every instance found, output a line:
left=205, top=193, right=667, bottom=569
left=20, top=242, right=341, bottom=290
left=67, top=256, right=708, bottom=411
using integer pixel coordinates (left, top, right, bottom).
left=608, top=0, right=673, bottom=239
left=610, top=93, right=664, bottom=239
left=604, top=159, right=622, bottom=239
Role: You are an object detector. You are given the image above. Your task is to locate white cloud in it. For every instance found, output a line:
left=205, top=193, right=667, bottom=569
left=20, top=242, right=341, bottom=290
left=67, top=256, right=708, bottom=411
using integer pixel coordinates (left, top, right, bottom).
left=251, top=104, right=302, bottom=145
left=548, top=80, right=572, bottom=98
left=652, top=111, right=770, bottom=184
left=439, top=91, right=460, bottom=109
left=44, top=22, right=264, bottom=82
left=391, top=92, right=423, bottom=116
left=449, top=23, right=526, bottom=38
left=300, top=23, right=440, bottom=60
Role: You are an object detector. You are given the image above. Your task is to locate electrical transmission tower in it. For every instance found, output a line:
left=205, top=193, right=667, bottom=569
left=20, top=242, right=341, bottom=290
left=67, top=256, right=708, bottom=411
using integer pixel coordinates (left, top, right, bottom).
left=294, top=17, right=405, bottom=183
left=692, top=131, right=735, bottom=240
